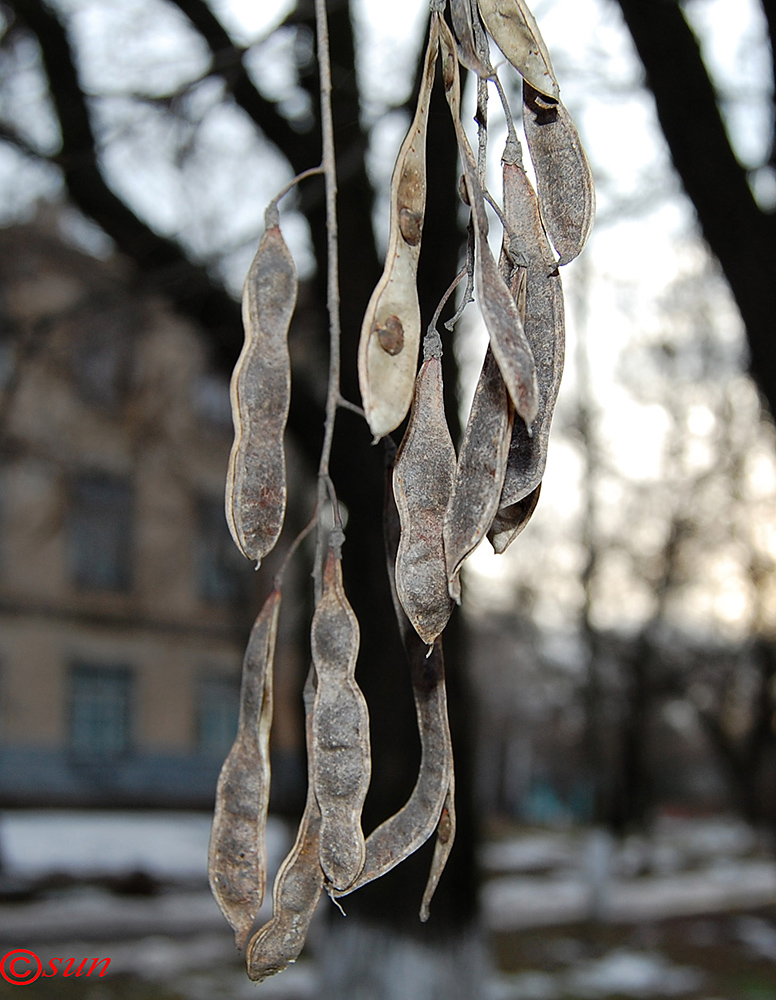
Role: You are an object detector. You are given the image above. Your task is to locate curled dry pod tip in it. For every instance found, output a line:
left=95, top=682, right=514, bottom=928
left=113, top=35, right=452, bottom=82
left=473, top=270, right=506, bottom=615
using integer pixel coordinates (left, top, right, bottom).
left=394, top=329, right=457, bottom=646
left=226, top=210, right=295, bottom=565
left=310, top=546, right=371, bottom=891
left=358, top=19, right=440, bottom=439
left=208, top=587, right=281, bottom=950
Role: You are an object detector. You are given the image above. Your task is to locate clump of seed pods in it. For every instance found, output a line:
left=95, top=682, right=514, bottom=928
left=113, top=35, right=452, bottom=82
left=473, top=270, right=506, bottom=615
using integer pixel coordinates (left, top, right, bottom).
left=209, top=0, right=594, bottom=983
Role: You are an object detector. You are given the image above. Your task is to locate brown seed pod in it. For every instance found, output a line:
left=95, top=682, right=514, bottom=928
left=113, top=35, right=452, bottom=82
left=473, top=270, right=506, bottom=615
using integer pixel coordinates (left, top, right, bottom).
left=358, top=19, right=440, bottom=439
left=420, top=778, right=456, bottom=922
left=394, top=331, right=457, bottom=646
left=477, top=0, right=558, bottom=99
left=450, top=0, right=492, bottom=78
left=495, top=153, right=565, bottom=523
left=333, top=449, right=453, bottom=898
left=523, top=81, right=595, bottom=267
left=208, top=588, right=281, bottom=950
left=246, top=673, right=324, bottom=983
left=444, top=346, right=514, bottom=602
left=439, top=18, right=539, bottom=427
left=226, top=208, right=295, bottom=566
left=310, top=546, right=371, bottom=891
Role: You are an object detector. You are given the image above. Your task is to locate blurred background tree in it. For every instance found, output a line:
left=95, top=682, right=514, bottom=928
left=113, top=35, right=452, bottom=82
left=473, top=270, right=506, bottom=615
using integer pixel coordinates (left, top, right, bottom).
left=2, top=0, right=776, bottom=994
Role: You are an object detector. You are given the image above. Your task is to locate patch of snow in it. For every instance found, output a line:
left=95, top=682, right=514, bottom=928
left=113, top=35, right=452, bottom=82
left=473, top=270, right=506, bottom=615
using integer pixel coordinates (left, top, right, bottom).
left=0, top=810, right=290, bottom=882
left=567, top=949, right=704, bottom=998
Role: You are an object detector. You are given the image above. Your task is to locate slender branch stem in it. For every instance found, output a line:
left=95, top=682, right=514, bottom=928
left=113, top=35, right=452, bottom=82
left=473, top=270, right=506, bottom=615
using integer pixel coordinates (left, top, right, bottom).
left=313, top=0, right=342, bottom=597
left=271, top=166, right=326, bottom=211
left=430, top=265, right=467, bottom=334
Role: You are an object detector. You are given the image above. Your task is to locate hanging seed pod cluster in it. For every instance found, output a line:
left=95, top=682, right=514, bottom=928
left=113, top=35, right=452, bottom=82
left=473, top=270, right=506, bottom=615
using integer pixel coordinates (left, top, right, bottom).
left=209, top=0, right=593, bottom=984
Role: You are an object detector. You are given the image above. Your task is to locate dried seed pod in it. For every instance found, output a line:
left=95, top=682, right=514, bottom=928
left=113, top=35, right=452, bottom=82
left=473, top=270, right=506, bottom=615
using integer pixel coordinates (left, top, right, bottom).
left=209, top=588, right=281, bottom=950
left=444, top=346, right=513, bottom=602
left=226, top=207, right=295, bottom=565
left=394, top=331, right=457, bottom=645
left=497, top=154, right=565, bottom=517
left=477, top=0, right=558, bottom=99
left=451, top=0, right=492, bottom=78
left=420, top=779, right=456, bottom=922
left=488, top=481, right=542, bottom=554
left=439, top=18, right=539, bottom=427
left=358, top=20, right=440, bottom=439
left=310, top=545, right=371, bottom=891
left=523, top=82, right=595, bottom=267
left=334, top=451, right=453, bottom=897
left=246, top=674, right=324, bottom=983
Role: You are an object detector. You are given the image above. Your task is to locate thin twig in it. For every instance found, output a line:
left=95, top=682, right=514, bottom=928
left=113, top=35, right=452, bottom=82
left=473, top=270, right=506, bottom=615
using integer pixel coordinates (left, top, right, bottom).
left=492, top=71, right=520, bottom=150
left=271, top=166, right=326, bottom=211
left=445, top=222, right=476, bottom=331
left=337, top=395, right=365, bottom=417
left=313, top=0, right=343, bottom=600
left=430, top=265, right=467, bottom=334
left=274, top=512, right=319, bottom=589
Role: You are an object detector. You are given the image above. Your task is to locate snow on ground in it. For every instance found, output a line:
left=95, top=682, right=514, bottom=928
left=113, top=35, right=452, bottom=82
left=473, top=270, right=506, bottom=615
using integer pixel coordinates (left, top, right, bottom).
left=0, top=810, right=290, bottom=881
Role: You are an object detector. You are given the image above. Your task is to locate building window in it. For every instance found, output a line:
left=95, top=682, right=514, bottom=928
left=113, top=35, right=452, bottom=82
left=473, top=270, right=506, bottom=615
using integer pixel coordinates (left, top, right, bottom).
left=68, top=473, right=132, bottom=592
left=69, top=664, right=132, bottom=758
left=198, top=675, right=239, bottom=758
left=197, top=496, right=250, bottom=606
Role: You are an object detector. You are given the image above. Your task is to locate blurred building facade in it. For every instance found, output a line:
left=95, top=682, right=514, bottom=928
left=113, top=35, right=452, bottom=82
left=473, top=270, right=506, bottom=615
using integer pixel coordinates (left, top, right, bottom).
left=0, top=211, right=270, bottom=807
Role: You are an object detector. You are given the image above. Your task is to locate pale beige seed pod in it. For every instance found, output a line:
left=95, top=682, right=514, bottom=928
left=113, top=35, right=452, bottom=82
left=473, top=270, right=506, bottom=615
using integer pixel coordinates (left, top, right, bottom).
left=208, top=588, right=281, bottom=950
left=358, top=19, right=440, bottom=440
left=226, top=207, right=295, bottom=565
left=477, top=0, right=558, bottom=99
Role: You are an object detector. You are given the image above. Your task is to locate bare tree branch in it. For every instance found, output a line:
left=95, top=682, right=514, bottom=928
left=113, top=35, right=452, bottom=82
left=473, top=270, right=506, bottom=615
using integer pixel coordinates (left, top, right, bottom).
left=615, top=0, right=776, bottom=418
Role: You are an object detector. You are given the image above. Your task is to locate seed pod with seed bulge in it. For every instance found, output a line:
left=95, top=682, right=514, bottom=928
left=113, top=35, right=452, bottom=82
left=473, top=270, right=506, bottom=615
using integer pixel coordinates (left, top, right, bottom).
left=226, top=205, right=295, bottom=565
left=523, top=82, right=595, bottom=267
left=209, top=588, right=281, bottom=950
left=358, top=19, right=439, bottom=440
left=477, top=0, right=559, bottom=99
left=310, top=543, right=371, bottom=891
left=394, top=330, right=457, bottom=646
left=335, top=446, right=453, bottom=897
left=246, top=672, right=324, bottom=983
left=439, top=17, right=539, bottom=427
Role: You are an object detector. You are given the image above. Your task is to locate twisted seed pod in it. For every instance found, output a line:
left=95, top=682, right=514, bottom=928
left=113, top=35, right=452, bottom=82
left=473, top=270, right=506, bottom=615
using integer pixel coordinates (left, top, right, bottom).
left=394, top=330, right=457, bottom=646
left=310, top=545, right=371, bottom=890
left=209, top=588, right=281, bottom=950
left=487, top=150, right=565, bottom=553
left=477, top=0, right=558, bottom=99
left=246, top=674, right=324, bottom=983
left=489, top=481, right=542, bottom=554
left=439, top=18, right=539, bottom=427
left=226, top=207, right=295, bottom=565
left=334, top=448, right=453, bottom=898
left=523, top=82, right=595, bottom=267
left=358, top=20, right=439, bottom=440
left=420, top=778, right=456, bottom=922
left=444, top=345, right=513, bottom=602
